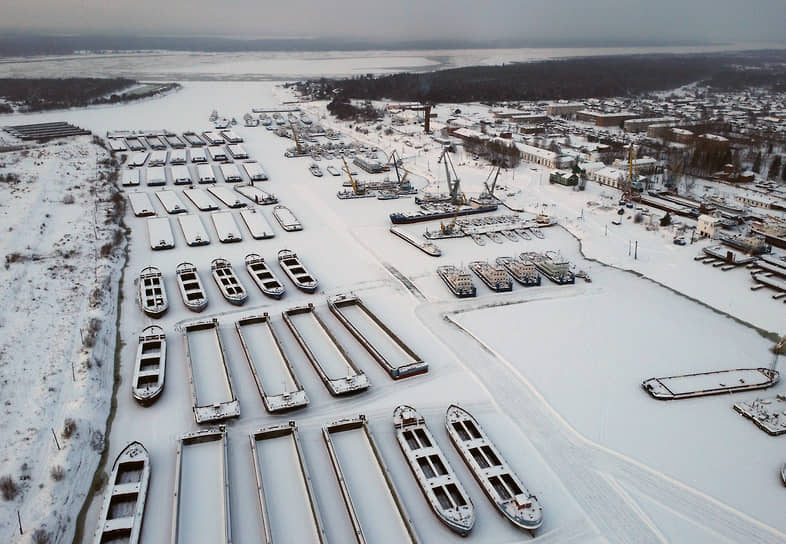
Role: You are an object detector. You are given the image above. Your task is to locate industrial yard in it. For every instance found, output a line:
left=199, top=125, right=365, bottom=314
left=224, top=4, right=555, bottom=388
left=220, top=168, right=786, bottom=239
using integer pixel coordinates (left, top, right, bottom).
left=1, top=47, right=785, bottom=544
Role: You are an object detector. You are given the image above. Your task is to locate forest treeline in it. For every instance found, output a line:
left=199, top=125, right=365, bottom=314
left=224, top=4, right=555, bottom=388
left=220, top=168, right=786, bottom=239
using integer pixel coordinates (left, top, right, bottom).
left=300, top=52, right=786, bottom=104
left=0, top=78, right=179, bottom=112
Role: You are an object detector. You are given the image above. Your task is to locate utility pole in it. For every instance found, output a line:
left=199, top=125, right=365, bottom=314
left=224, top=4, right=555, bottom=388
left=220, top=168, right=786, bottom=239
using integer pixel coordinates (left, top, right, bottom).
left=635, top=241, right=639, bottom=260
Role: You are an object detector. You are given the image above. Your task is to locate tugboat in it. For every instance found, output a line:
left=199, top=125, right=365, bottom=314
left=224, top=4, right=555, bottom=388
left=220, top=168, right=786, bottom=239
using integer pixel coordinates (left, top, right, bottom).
left=393, top=405, right=475, bottom=536
left=245, top=253, right=285, bottom=299
left=309, top=163, right=323, bottom=177
left=496, top=256, right=540, bottom=286
left=522, top=252, right=575, bottom=284
left=445, top=404, right=543, bottom=532
left=132, top=325, right=166, bottom=404
left=437, top=265, right=476, bottom=298
left=278, top=249, right=318, bottom=292
left=175, top=262, right=208, bottom=312
left=469, top=261, right=513, bottom=292
left=92, top=442, right=150, bottom=544
left=211, top=258, right=248, bottom=305
left=137, top=266, right=167, bottom=317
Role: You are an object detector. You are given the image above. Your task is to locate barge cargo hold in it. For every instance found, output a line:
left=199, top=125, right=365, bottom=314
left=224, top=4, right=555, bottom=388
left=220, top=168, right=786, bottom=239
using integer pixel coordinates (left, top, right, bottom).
left=250, top=422, right=326, bottom=544
left=323, top=415, right=420, bottom=544
left=240, top=209, right=275, bottom=239
left=394, top=406, right=475, bottom=536
left=245, top=254, right=285, bottom=299
left=138, top=266, right=168, bottom=317
left=642, top=367, right=779, bottom=400
left=133, top=325, right=166, bottom=404
left=92, top=441, right=150, bottom=544
left=469, top=260, right=513, bottom=292
left=390, top=226, right=441, bottom=257
left=236, top=314, right=308, bottom=412
left=282, top=304, right=369, bottom=395
left=211, top=258, right=247, bottom=305
left=147, top=217, right=175, bottom=250
left=273, top=205, right=303, bottom=231
left=522, top=252, right=575, bottom=284
left=182, top=319, right=240, bottom=423
left=437, top=265, right=477, bottom=298
left=328, top=293, right=427, bottom=379
left=390, top=203, right=498, bottom=224
left=175, top=262, right=208, bottom=312
left=496, top=256, right=540, bottom=286
left=446, top=404, right=543, bottom=532
left=171, top=428, right=231, bottom=544
left=278, top=249, right=318, bottom=292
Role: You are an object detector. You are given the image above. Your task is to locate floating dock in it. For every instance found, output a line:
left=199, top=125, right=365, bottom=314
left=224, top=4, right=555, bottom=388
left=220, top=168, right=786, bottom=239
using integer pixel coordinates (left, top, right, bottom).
left=236, top=314, right=308, bottom=412
left=323, top=415, right=419, bottom=544
left=702, top=245, right=757, bottom=266
left=328, top=293, right=427, bottom=379
left=469, top=260, right=513, bottom=292
left=642, top=367, right=779, bottom=400
left=175, top=262, right=208, bottom=312
left=733, top=394, right=786, bottom=436
left=437, top=265, right=477, bottom=298
left=446, top=405, right=543, bottom=532
left=133, top=325, right=166, bottom=404
left=183, top=319, right=240, bottom=423
left=390, top=226, right=441, bottom=257
left=282, top=304, right=369, bottom=395
left=138, top=266, right=168, bottom=317
left=170, top=428, right=231, bottom=544
left=273, top=205, right=303, bottom=231
left=177, top=214, right=210, bottom=246
left=250, top=422, right=327, bottom=544
left=93, top=441, right=150, bottom=544
left=147, top=217, right=175, bottom=250
left=394, top=406, right=474, bottom=535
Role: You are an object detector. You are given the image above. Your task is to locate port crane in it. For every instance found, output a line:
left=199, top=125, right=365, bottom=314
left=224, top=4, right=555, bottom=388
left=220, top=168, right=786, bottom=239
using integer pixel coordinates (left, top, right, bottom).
left=388, top=149, right=411, bottom=192
left=343, top=157, right=365, bottom=195
left=623, top=143, right=637, bottom=202
left=437, top=146, right=463, bottom=205
left=440, top=193, right=467, bottom=234
left=289, top=120, right=303, bottom=155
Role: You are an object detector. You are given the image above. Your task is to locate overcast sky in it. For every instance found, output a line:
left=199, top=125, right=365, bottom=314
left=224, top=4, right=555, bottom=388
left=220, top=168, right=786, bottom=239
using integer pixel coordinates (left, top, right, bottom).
left=2, top=0, right=785, bottom=44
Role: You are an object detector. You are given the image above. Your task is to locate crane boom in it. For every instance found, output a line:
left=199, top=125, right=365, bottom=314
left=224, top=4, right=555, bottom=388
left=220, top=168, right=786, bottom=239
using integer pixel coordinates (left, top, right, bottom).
left=343, top=157, right=362, bottom=195
left=289, top=120, right=302, bottom=154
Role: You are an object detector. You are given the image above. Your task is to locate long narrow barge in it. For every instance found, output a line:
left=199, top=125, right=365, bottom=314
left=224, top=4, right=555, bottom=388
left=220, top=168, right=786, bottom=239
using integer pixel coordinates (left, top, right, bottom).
left=394, top=405, right=474, bottom=535
left=250, top=422, right=327, bottom=544
left=323, top=415, right=419, bottom=544
left=642, top=367, right=779, bottom=400
left=236, top=314, right=308, bottom=412
left=93, top=441, right=150, bottom=544
left=390, top=203, right=498, bottom=224
left=446, top=404, right=543, bottom=532
left=282, top=304, right=369, bottom=395
left=389, top=226, right=441, bottom=257
left=328, top=293, right=427, bottom=379
left=183, top=318, right=240, bottom=423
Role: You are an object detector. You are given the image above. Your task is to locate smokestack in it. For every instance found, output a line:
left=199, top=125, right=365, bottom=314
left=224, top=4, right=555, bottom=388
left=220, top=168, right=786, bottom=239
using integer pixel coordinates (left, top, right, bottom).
left=424, top=105, right=431, bottom=133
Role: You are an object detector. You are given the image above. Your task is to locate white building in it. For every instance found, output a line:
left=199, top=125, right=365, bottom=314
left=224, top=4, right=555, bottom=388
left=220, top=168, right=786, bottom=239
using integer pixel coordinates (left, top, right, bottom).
left=591, top=166, right=627, bottom=189
left=697, top=214, right=722, bottom=238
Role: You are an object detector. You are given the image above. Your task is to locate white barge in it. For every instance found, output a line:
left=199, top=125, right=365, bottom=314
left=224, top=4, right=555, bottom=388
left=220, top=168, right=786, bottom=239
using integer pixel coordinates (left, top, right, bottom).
left=208, top=186, right=246, bottom=208
left=245, top=254, right=285, bottom=299
left=177, top=214, right=210, bottom=246
left=282, top=303, right=369, bottom=395
left=328, top=293, right=427, bottom=379
left=175, top=262, right=208, bottom=312
left=137, top=266, right=168, bottom=317
left=240, top=208, right=275, bottom=239
left=156, top=190, right=187, bottom=214
left=642, top=367, right=779, bottom=400
left=273, top=205, right=302, bottom=231
left=236, top=314, right=308, bottom=412
left=390, top=226, right=441, bottom=257
left=394, top=405, right=474, bottom=535
left=211, top=258, right=247, bottom=305
left=446, top=404, right=543, bottom=532
left=132, top=325, right=166, bottom=404
left=235, top=184, right=277, bottom=206
left=128, top=192, right=156, bottom=217
left=182, top=319, right=240, bottom=423
left=211, top=211, right=243, bottom=243
left=147, top=217, right=175, bottom=250
left=93, top=441, right=150, bottom=544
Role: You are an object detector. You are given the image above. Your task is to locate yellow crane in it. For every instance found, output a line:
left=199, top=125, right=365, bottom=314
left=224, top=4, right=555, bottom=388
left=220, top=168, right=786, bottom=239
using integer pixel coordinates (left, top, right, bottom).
left=343, top=157, right=364, bottom=195
left=440, top=193, right=467, bottom=234
left=289, top=120, right=303, bottom=155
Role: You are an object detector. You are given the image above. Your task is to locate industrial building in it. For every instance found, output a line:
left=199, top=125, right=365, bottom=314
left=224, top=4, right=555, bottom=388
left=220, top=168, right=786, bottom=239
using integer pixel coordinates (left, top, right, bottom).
left=623, top=117, right=679, bottom=132
left=575, top=110, right=637, bottom=127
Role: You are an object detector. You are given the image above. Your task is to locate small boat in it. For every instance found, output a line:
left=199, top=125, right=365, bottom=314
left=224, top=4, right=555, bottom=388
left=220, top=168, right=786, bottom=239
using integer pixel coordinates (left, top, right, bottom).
left=470, top=233, right=487, bottom=246
left=487, top=231, right=504, bottom=244
left=137, top=266, right=168, bottom=317
left=496, top=256, right=540, bottom=286
left=211, top=258, right=248, bottom=305
left=309, top=163, right=323, bottom=177
left=523, top=252, right=575, bottom=285
left=92, top=441, right=150, bottom=544
left=530, top=227, right=545, bottom=239
left=278, top=249, right=318, bottom=292
left=469, top=260, right=513, bottom=292
left=175, top=262, right=208, bottom=312
left=245, top=253, right=285, bottom=299
left=132, top=325, right=166, bottom=404
left=437, top=265, right=476, bottom=298
left=273, top=205, right=303, bottom=231
left=394, top=405, right=475, bottom=535
left=781, top=463, right=786, bottom=486
left=515, top=228, right=532, bottom=240
left=326, top=165, right=340, bottom=176
left=502, top=230, right=519, bottom=241
left=446, top=405, right=543, bottom=532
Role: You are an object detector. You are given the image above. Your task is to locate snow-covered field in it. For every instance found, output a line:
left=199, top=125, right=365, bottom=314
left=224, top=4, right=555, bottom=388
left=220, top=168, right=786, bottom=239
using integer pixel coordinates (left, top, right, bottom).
left=1, top=52, right=785, bottom=543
